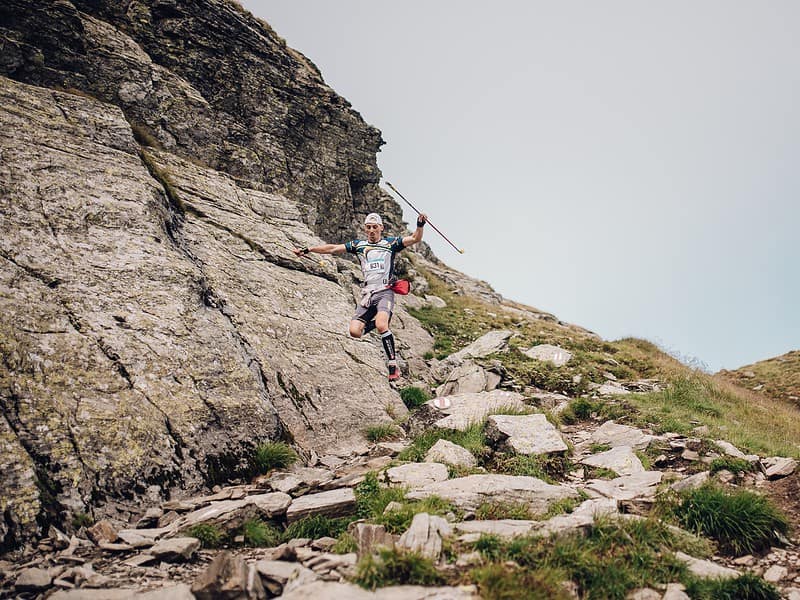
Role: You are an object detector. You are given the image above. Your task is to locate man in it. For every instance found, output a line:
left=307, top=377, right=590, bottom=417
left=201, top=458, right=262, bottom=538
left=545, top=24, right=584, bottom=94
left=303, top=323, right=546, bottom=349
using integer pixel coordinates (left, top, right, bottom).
left=293, top=212, right=427, bottom=381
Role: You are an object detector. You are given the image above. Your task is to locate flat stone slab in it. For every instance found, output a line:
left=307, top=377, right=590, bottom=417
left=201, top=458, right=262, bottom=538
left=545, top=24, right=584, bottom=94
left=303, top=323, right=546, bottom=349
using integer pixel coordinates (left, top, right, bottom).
left=386, top=463, right=449, bottom=488
left=593, top=382, right=631, bottom=395
left=763, top=457, right=797, bottom=479
left=522, top=344, right=572, bottom=366
left=286, top=487, right=356, bottom=523
left=149, top=537, right=200, bottom=561
left=590, top=421, right=653, bottom=450
left=278, top=580, right=480, bottom=599
left=448, top=330, right=513, bottom=362
left=50, top=586, right=195, bottom=600
left=714, top=440, right=746, bottom=458
left=168, top=492, right=292, bottom=532
left=426, top=390, right=527, bottom=431
left=454, top=519, right=538, bottom=540
left=585, top=471, right=663, bottom=501
left=486, top=414, right=568, bottom=455
left=405, top=474, right=578, bottom=514
left=675, top=552, right=740, bottom=579
left=581, top=446, right=645, bottom=476
left=670, top=471, right=710, bottom=493
left=424, top=439, right=477, bottom=467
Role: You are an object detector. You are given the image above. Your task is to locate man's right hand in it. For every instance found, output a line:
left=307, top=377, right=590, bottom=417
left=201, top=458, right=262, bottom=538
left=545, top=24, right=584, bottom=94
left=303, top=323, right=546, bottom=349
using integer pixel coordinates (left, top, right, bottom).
left=293, top=247, right=310, bottom=257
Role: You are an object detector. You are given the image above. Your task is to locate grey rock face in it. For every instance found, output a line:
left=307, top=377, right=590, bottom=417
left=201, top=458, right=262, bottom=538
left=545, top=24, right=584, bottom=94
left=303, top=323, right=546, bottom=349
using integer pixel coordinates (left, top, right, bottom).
left=0, top=0, right=403, bottom=242
left=0, top=76, right=415, bottom=545
left=674, top=552, right=740, bottom=579
left=486, top=414, right=568, bottom=455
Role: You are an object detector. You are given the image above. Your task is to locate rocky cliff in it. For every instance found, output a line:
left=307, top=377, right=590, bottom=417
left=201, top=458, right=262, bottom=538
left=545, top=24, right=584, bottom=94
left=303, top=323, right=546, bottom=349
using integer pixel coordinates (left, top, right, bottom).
left=0, top=0, right=441, bottom=549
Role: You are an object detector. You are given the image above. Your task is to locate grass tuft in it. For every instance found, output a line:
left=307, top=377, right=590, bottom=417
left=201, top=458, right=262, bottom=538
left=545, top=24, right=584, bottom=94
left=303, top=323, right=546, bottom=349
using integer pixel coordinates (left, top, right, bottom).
left=354, top=547, right=444, bottom=590
left=364, top=423, right=402, bottom=442
left=674, top=484, right=789, bottom=556
left=333, top=531, right=358, bottom=554
left=399, top=386, right=430, bottom=409
left=251, top=441, right=298, bottom=475
left=354, top=472, right=407, bottom=519
left=283, top=514, right=355, bottom=541
left=472, top=563, right=574, bottom=600
left=377, top=496, right=459, bottom=534
left=398, top=422, right=488, bottom=463
left=685, top=572, right=781, bottom=600
left=709, top=456, right=755, bottom=475
left=185, top=523, right=223, bottom=548
left=240, top=518, right=281, bottom=547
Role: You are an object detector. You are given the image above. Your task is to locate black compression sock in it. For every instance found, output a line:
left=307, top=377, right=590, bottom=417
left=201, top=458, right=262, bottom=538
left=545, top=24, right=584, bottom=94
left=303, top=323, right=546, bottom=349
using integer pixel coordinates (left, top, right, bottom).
left=381, top=330, right=396, bottom=362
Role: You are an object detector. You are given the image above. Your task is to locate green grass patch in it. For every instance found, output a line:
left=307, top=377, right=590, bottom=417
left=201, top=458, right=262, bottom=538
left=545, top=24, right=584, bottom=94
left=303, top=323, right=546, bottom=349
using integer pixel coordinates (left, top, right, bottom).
left=709, top=456, right=756, bottom=475
left=398, top=422, right=488, bottom=463
left=354, top=472, right=407, bottom=519
left=240, top=518, right=281, bottom=547
left=399, top=386, right=430, bottom=409
left=470, top=517, right=711, bottom=600
left=492, top=453, right=573, bottom=484
left=674, top=484, right=789, bottom=556
left=354, top=547, right=444, bottom=589
left=472, top=563, right=574, bottom=600
left=333, top=531, right=358, bottom=554
left=377, top=496, right=459, bottom=534
left=251, top=441, right=298, bottom=475
left=282, top=514, right=355, bottom=542
left=71, top=512, right=94, bottom=529
left=685, top=572, right=781, bottom=600
left=363, top=423, right=402, bottom=442
left=185, top=523, right=223, bottom=548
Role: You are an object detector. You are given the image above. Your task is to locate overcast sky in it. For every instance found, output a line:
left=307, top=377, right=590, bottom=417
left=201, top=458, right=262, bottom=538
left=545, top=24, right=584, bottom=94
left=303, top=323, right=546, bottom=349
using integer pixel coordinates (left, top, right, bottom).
left=242, top=1, right=799, bottom=372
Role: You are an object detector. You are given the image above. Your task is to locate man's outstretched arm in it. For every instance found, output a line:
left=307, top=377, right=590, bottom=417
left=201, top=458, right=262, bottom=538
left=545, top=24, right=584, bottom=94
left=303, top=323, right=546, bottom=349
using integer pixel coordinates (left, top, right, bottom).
left=402, top=213, right=427, bottom=247
left=293, top=243, right=346, bottom=256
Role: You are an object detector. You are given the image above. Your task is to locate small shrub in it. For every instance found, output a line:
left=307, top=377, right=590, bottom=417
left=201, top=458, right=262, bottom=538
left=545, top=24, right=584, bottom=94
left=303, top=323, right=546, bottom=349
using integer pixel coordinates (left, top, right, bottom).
left=709, top=457, right=755, bottom=475
left=675, top=484, right=789, bottom=555
left=399, top=386, right=430, bottom=409
left=364, top=423, right=402, bottom=442
left=185, top=523, right=223, bottom=548
left=240, top=518, right=281, bottom=547
left=354, top=548, right=444, bottom=590
left=252, top=442, right=298, bottom=475
left=560, top=397, right=599, bottom=424
left=685, top=572, right=781, bottom=600
left=283, top=514, right=354, bottom=541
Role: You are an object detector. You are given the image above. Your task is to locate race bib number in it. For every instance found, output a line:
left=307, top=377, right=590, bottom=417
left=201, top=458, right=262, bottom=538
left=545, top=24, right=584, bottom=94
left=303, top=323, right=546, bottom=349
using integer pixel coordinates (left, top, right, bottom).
left=368, top=260, right=384, bottom=271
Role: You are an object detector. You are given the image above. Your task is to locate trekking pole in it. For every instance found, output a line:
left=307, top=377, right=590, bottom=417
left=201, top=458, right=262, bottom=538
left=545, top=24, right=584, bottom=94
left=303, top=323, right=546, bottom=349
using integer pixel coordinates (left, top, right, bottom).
left=385, top=182, right=464, bottom=254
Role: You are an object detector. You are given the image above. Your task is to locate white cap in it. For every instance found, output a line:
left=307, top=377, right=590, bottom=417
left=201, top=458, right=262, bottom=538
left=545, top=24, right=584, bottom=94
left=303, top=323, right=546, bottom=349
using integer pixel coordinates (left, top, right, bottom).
left=364, top=213, right=383, bottom=225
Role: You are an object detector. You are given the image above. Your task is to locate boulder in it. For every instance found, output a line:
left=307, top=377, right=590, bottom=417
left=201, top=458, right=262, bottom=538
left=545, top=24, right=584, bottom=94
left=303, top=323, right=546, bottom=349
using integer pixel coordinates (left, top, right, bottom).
left=590, top=421, right=653, bottom=451
left=86, top=519, right=118, bottom=545
left=426, top=390, right=527, bottom=431
left=169, top=492, right=292, bottom=532
left=149, top=537, right=200, bottom=561
left=714, top=440, right=746, bottom=459
left=435, top=361, right=501, bottom=396
left=396, top=513, right=452, bottom=560
left=254, top=560, right=318, bottom=596
left=192, top=552, right=265, bottom=599
left=486, top=414, right=568, bottom=455
left=670, top=471, right=710, bottom=493
left=581, top=446, right=645, bottom=476
left=386, top=463, right=449, bottom=488
left=522, top=344, right=572, bottom=366
left=350, top=523, right=395, bottom=558
left=763, top=457, right=797, bottom=479
left=424, top=439, right=477, bottom=468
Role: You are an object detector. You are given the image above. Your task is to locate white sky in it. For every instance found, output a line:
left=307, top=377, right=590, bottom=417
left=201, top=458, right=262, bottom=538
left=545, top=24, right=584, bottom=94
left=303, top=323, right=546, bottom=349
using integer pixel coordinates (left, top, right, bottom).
left=242, top=1, right=799, bottom=371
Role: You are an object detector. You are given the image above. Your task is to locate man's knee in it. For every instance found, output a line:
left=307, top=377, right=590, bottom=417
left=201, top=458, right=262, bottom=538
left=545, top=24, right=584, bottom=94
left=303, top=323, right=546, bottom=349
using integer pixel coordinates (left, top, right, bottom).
left=375, top=311, right=390, bottom=333
left=349, top=321, right=364, bottom=338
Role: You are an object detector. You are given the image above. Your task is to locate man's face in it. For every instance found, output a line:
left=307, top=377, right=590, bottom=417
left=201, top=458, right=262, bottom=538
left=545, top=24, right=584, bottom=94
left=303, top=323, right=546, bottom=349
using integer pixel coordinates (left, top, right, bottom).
left=365, top=222, right=383, bottom=242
